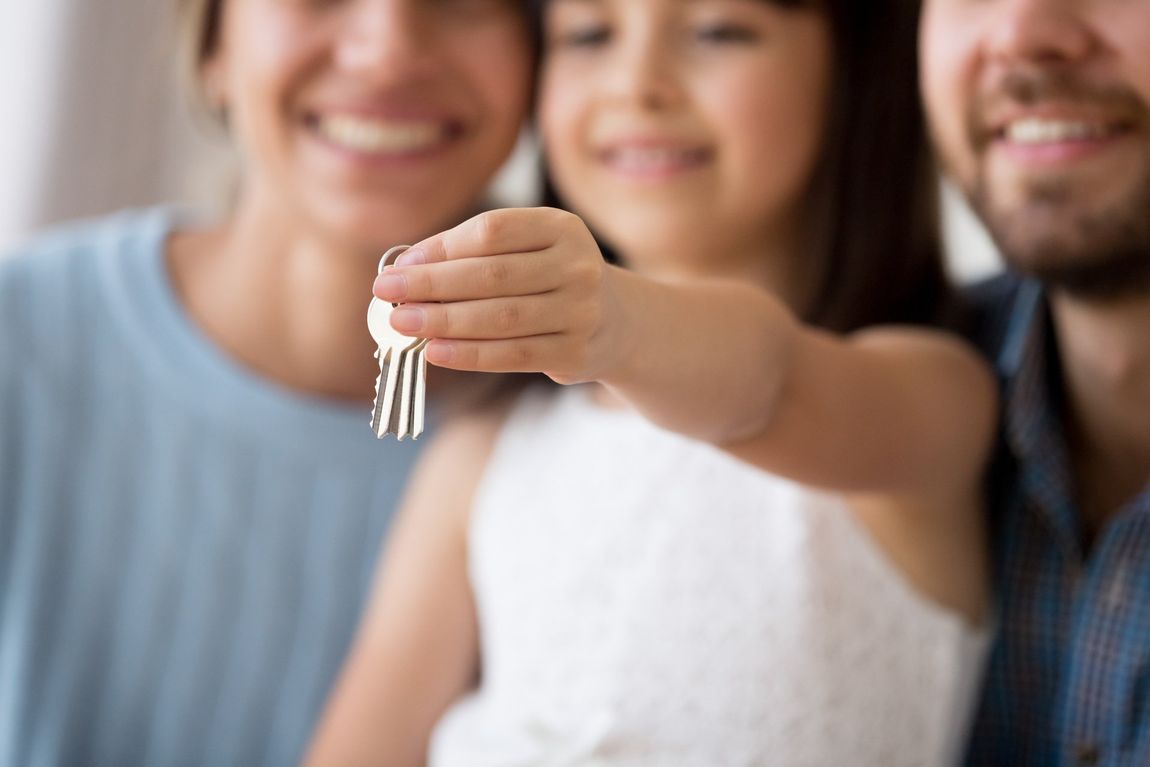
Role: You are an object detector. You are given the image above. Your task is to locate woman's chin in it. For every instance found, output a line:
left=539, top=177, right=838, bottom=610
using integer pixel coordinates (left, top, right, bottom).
left=310, top=202, right=448, bottom=254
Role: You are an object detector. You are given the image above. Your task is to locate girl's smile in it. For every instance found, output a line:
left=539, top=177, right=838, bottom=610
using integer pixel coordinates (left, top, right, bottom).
left=594, top=136, right=714, bottom=181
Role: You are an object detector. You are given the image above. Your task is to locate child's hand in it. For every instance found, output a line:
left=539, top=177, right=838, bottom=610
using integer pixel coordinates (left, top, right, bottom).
left=373, top=207, right=625, bottom=385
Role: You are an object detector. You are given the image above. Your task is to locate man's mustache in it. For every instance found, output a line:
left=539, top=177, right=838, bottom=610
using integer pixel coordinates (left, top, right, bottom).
left=967, top=67, right=1149, bottom=151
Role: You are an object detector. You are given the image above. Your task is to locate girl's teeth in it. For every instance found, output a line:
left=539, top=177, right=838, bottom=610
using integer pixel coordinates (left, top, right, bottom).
left=610, top=148, right=703, bottom=171
left=1006, top=118, right=1112, bottom=145
left=317, top=115, right=445, bottom=153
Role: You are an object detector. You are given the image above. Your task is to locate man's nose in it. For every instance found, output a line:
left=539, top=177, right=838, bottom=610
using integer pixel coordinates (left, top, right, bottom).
left=984, top=0, right=1097, bottom=67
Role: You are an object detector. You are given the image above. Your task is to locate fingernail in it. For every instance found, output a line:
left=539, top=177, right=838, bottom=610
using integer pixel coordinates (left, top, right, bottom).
left=395, top=247, right=426, bottom=266
left=374, top=273, right=407, bottom=300
left=390, top=307, right=425, bottom=333
left=426, top=342, right=454, bottom=364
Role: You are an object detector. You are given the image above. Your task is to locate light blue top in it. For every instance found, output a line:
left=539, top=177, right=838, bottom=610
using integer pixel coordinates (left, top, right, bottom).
left=0, top=209, right=427, bottom=767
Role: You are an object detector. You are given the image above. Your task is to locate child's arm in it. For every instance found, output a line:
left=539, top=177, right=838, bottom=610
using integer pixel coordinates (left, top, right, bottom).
left=302, top=406, right=507, bottom=767
left=378, top=207, right=995, bottom=622
left=378, top=207, right=997, bottom=499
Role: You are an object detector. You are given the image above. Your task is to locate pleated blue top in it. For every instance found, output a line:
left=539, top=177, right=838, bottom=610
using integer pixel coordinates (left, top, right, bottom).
left=0, top=209, right=427, bottom=766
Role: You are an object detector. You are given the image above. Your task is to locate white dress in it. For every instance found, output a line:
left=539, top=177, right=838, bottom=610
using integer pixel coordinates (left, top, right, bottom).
left=431, top=385, right=988, bottom=767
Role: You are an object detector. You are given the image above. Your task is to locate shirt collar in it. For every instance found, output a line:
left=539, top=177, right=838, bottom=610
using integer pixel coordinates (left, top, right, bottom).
left=997, top=280, right=1083, bottom=557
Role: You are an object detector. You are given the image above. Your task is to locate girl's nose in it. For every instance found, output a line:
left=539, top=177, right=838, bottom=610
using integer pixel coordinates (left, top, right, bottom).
left=607, top=38, right=685, bottom=111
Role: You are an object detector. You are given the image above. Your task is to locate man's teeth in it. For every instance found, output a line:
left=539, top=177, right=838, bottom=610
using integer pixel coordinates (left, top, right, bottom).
left=317, top=115, right=446, bottom=153
left=609, top=147, right=705, bottom=171
left=1005, top=118, right=1115, bottom=145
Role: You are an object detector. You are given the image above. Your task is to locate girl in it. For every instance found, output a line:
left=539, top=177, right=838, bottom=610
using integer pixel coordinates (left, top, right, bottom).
left=307, top=0, right=994, bottom=764
left=0, top=0, right=531, bottom=765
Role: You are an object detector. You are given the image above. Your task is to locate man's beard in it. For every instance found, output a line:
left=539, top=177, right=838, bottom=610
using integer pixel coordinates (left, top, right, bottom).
left=969, top=166, right=1150, bottom=301
left=962, top=68, right=1150, bottom=302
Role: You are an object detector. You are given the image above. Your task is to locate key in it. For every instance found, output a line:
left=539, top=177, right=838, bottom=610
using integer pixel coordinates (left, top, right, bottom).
left=409, top=338, right=430, bottom=439
left=368, top=296, right=419, bottom=438
left=368, top=245, right=430, bottom=440
left=393, top=337, right=430, bottom=439
left=392, top=339, right=418, bottom=438
left=369, top=245, right=412, bottom=437
left=385, top=250, right=430, bottom=440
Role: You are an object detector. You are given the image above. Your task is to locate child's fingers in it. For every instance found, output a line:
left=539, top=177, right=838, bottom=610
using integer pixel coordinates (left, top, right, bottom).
left=423, top=336, right=584, bottom=380
left=402, top=208, right=570, bottom=266
left=375, top=252, right=561, bottom=303
left=390, top=295, right=579, bottom=340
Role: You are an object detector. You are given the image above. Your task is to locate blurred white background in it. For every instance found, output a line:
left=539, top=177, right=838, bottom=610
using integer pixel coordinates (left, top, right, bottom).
left=0, top=0, right=1002, bottom=283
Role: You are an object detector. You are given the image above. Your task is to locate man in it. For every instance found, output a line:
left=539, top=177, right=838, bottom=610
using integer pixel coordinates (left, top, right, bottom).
left=920, top=0, right=1150, bottom=764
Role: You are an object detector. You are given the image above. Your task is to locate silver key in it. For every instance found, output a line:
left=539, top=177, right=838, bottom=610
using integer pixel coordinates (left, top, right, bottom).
left=368, top=245, right=429, bottom=440
left=409, top=338, right=430, bottom=438
left=391, top=337, right=421, bottom=439
left=394, top=337, right=430, bottom=439
left=368, top=296, right=418, bottom=437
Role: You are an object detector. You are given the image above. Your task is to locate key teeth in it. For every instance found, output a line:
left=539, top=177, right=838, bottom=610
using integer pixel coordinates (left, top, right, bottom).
left=371, top=376, right=394, bottom=439
left=370, top=328, right=428, bottom=442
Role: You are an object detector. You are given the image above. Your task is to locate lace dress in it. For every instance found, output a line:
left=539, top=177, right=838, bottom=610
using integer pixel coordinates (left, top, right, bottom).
left=431, top=385, right=988, bottom=767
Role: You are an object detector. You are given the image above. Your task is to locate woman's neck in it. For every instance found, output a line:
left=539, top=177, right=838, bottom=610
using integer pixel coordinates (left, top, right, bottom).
left=167, top=195, right=386, bottom=402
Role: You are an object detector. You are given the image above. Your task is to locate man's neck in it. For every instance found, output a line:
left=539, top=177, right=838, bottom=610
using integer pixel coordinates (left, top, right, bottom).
left=1050, top=290, right=1150, bottom=541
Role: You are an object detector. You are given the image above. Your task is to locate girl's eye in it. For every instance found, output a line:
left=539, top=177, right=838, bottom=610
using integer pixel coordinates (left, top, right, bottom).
left=692, top=22, right=759, bottom=44
left=283, top=0, right=342, bottom=9
left=434, top=0, right=518, bottom=15
left=551, top=24, right=612, bottom=48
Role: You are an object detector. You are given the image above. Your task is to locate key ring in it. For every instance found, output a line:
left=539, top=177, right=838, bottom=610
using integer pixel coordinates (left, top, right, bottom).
left=378, top=244, right=411, bottom=274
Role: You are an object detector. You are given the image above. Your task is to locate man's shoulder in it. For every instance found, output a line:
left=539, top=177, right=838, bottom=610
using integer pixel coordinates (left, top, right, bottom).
left=958, top=272, right=1029, bottom=361
left=963, top=271, right=1024, bottom=308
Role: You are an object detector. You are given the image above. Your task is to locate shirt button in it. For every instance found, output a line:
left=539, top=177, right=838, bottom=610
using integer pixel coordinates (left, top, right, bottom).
left=1075, top=743, right=1101, bottom=766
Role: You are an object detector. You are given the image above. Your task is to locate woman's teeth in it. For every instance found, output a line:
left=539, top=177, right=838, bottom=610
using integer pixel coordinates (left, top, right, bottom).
left=1005, top=118, right=1118, bottom=145
left=316, top=115, right=447, bottom=153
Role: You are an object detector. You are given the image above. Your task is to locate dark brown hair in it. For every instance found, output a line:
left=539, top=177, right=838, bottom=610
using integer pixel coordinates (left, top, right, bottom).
left=799, top=0, right=948, bottom=332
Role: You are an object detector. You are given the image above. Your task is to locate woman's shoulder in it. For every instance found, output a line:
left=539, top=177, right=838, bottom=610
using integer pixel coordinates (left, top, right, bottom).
left=0, top=207, right=174, bottom=305
left=2, top=207, right=173, bottom=264
left=0, top=207, right=174, bottom=365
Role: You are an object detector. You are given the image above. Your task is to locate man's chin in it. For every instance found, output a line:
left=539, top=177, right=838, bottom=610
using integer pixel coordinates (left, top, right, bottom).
left=969, top=179, right=1150, bottom=302
left=1004, top=243, right=1150, bottom=302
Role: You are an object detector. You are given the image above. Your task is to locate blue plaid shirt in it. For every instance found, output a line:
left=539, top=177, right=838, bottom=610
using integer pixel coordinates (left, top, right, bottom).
left=964, top=276, right=1150, bottom=767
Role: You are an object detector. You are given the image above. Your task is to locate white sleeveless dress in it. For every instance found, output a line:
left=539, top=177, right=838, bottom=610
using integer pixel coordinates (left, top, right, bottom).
left=430, top=385, right=988, bottom=767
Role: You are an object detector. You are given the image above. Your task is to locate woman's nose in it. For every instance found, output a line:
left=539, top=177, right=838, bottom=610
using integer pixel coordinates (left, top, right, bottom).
left=333, top=0, right=435, bottom=76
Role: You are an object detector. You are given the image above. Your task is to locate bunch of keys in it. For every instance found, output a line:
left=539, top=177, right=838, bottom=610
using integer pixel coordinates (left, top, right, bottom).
left=368, top=245, right=429, bottom=440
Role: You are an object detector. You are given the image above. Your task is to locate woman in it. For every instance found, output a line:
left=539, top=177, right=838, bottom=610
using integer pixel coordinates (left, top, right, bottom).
left=0, top=0, right=532, bottom=765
